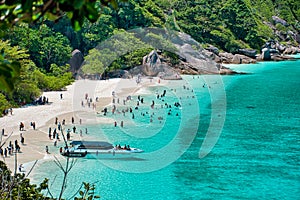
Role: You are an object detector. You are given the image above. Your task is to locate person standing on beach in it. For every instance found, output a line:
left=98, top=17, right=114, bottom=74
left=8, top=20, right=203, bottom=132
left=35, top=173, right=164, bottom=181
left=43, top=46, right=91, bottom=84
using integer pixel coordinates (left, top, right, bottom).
left=2, top=128, right=4, bottom=135
left=53, top=128, right=57, bottom=139
left=46, top=146, right=49, bottom=154
left=67, top=131, right=70, bottom=140
left=19, top=122, right=24, bottom=131
left=72, top=117, right=74, bottom=124
left=19, top=164, right=23, bottom=172
left=4, top=148, right=7, bottom=157
left=58, top=122, right=61, bottom=131
left=20, top=134, right=24, bottom=145
left=48, top=133, right=52, bottom=140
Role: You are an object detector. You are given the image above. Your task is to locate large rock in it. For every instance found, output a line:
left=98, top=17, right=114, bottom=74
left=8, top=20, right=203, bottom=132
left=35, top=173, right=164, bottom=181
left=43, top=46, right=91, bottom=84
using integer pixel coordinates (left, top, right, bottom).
left=261, top=48, right=271, bottom=60
left=283, top=47, right=300, bottom=54
left=69, top=49, right=84, bottom=75
left=271, top=55, right=295, bottom=61
left=138, top=50, right=182, bottom=79
left=276, top=42, right=286, bottom=53
left=219, top=52, right=234, bottom=63
left=238, top=49, right=257, bottom=58
left=142, top=50, right=161, bottom=67
left=231, top=54, right=256, bottom=64
left=169, top=32, right=220, bottom=74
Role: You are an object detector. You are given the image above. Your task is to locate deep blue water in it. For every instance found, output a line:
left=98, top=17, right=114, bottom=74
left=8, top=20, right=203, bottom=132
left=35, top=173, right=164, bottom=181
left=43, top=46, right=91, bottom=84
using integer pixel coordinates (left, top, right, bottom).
left=31, top=59, right=300, bottom=199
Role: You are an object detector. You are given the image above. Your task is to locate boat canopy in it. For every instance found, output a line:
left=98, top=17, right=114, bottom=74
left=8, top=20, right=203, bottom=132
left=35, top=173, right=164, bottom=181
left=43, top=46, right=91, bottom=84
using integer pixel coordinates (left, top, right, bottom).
left=70, top=141, right=114, bottom=150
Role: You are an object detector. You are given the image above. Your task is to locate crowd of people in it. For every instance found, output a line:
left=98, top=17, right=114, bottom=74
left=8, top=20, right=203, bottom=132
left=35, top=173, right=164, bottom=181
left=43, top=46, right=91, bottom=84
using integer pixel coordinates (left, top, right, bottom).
left=0, top=76, right=202, bottom=175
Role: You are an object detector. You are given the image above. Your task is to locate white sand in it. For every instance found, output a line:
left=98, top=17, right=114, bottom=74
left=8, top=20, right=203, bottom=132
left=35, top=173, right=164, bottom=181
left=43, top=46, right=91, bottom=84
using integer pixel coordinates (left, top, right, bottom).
left=0, top=77, right=164, bottom=173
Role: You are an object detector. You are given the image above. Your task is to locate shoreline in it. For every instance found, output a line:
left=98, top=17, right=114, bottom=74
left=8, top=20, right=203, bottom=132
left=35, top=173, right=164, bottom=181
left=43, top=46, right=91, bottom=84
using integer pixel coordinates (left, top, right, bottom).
left=0, top=77, right=166, bottom=173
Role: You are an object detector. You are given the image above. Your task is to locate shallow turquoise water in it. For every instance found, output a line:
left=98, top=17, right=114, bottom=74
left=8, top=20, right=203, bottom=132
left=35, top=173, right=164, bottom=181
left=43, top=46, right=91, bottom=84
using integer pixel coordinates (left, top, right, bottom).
left=31, top=59, right=300, bottom=199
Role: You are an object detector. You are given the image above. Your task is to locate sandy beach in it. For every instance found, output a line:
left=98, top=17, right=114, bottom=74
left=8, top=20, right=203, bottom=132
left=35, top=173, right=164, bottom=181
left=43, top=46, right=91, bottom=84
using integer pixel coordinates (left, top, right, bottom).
left=0, top=77, right=164, bottom=174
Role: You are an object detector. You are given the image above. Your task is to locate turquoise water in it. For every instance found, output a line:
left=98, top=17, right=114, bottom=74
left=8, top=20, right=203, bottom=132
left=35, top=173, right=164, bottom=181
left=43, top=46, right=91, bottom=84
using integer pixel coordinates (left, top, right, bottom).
left=31, top=59, right=300, bottom=199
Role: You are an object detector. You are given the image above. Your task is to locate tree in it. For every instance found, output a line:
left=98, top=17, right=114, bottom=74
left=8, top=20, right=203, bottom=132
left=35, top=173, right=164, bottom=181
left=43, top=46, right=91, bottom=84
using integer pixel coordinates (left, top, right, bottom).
left=0, top=0, right=126, bottom=31
left=0, top=0, right=127, bottom=92
left=6, top=24, right=72, bottom=72
left=0, top=161, right=52, bottom=199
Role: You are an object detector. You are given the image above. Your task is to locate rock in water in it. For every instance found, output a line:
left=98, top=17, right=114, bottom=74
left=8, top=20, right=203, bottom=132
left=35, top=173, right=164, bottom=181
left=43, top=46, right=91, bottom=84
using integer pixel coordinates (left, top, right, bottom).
left=261, top=48, right=271, bottom=61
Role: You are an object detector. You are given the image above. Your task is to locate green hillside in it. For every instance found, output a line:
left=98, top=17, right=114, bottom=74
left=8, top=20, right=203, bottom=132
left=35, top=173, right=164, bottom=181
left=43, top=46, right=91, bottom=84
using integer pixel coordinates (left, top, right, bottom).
left=0, top=0, right=299, bottom=113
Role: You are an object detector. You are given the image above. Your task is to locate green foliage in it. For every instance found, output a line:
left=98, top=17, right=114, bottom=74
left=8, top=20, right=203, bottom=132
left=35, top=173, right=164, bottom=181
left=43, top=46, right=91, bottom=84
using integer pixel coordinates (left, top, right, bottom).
left=0, top=161, right=52, bottom=200
left=115, top=0, right=153, bottom=29
left=123, top=48, right=153, bottom=67
left=0, top=93, right=11, bottom=115
left=7, top=24, right=72, bottom=72
left=162, top=51, right=180, bottom=65
left=82, top=30, right=152, bottom=74
left=143, top=32, right=177, bottom=52
left=0, top=41, right=23, bottom=92
left=82, top=49, right=106, bottom=74
left=0, top=57, right=20, bottom=93
left=80, top=10, right=117, bottom=55
left=74, top=182, right=100, bottom=200
left=0, top=0, right=126, bottom=31
left=32, top=67, right=73, bottom=91
left=0, top=40, right=73, bottom=113
left=275, top=23, right=288, bottom=32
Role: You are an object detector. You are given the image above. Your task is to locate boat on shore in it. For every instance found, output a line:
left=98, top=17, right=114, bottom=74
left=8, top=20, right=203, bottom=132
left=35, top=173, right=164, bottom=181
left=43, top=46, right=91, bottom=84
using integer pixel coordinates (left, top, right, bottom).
left=60, top=141, right=144, bottom=158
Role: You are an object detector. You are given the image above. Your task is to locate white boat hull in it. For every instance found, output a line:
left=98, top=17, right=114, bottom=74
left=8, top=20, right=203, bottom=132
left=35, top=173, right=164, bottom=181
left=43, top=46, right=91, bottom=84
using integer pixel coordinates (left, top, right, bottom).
left=62, top=148, right=144, bottom=158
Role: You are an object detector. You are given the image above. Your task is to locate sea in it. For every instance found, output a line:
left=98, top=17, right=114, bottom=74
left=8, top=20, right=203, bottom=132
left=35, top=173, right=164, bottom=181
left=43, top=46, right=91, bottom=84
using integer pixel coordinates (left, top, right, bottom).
left=30, top=57, right=300, bottom=199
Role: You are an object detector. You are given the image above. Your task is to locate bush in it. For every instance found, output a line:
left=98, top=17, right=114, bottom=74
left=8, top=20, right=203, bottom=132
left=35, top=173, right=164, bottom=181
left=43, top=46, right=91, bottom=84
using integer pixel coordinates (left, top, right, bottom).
left=0, top=93, right=11, bottom=115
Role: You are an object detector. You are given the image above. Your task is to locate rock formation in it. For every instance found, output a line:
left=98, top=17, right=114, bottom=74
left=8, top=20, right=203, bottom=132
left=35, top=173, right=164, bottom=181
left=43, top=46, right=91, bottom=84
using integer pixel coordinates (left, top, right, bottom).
left=69, top=49, right=84, bottom=76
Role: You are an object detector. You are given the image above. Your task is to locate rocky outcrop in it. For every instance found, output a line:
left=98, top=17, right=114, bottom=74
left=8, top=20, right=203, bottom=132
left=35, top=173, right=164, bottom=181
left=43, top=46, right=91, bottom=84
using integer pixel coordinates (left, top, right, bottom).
left=283, top=46, right=299, bottom=54
left=258, top=40, right=300, bottom=61
left=261, top=48, right=271, bottom=60
left=132, top=50, right=181, bottom=80
left=218, top=52, right=256, bottom=64
left=170, top=32, right=221, bottom=74
left=131, top=30, right=241, bottom=78
left=238, top=49, right=257, bottom=58
left=276, top=42, right=286, bottom=53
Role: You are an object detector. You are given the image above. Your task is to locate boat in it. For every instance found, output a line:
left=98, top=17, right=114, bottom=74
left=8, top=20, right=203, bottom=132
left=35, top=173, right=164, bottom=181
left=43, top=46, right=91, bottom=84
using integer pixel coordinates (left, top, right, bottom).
left=60, top=141, right=144, bottom=158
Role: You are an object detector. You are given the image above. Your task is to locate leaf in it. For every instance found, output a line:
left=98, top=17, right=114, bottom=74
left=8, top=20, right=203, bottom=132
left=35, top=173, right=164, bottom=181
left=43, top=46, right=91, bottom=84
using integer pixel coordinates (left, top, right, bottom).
left=79, top=190, right=84, bottom=196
